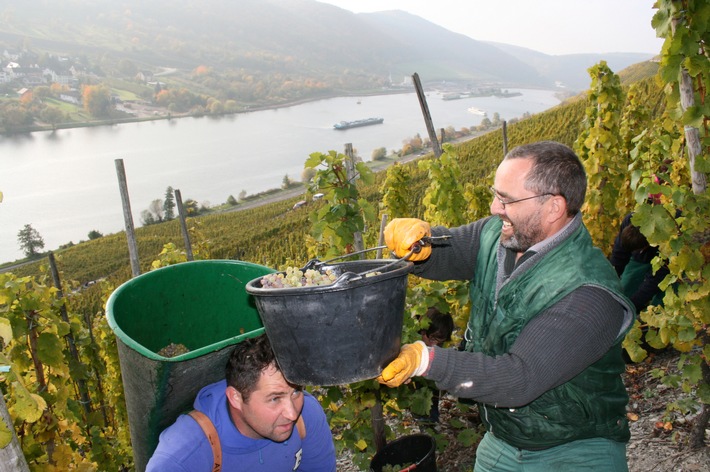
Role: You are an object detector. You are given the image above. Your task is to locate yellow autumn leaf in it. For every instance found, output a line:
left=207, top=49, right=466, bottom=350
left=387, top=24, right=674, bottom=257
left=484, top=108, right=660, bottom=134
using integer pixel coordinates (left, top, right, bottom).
left=0, top=317, right=12, bottom=344
left=51, top=442, right=76, bottom=469
left=626, top=412, right=639, bottom=422
left=0, top=416, right=12, bottom=448
left=12, top=381, right=47, bottom=423
left=354, top=438, right=368, bottom=451
left=659, top=327, right=671, bottom=345
left=77, top=462, right=99, bottom=472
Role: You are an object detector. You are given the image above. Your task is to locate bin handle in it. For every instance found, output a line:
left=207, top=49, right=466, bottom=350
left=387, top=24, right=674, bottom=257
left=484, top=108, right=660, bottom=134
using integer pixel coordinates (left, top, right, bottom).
left=304, top=245, right=388, bottom=269
left=303, top=236, right=451, bottom=282
left=302, top=246, right=413, bottom=284
left=305, top=236, right=451, bottom=271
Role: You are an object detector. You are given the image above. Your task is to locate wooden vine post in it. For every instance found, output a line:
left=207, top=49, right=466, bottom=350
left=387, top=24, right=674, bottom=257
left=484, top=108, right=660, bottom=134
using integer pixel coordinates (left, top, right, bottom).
left=47, top=252, right=92, bottom=417
left=672, top=19, right=708, bottom=194
left=0, top=387, right=30, bottom=472
left=174, top=189, right=194, bottom=261
left=412, top=72, right=442, bottom=157
left=114, top=159, right=141, bottom=277
left=344, top=143, right=365, bottom=253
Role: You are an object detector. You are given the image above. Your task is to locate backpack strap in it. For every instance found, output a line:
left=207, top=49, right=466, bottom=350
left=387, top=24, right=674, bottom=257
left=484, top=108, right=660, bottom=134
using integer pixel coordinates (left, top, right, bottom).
left=188, top=410, right=222, bottom=472
left=296, top=415, right=306, bottom=440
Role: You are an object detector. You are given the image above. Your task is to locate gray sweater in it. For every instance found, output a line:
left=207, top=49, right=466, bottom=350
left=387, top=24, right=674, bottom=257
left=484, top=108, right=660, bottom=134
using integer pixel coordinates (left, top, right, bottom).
left=414, top=215, right=631, bottom=408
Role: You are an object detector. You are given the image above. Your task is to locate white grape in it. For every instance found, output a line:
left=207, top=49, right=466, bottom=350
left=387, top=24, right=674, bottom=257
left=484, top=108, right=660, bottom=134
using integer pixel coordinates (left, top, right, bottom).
left=260, top=266, right=338, bottom=288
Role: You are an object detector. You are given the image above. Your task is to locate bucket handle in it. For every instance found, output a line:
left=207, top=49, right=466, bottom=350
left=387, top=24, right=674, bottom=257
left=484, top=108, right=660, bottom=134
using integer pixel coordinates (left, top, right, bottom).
left=302, top=246, right=414, bottom=283
left=303, top=236, right=451, bottom=281
left=303, top=245, right=389, bottom=269
left=305, top=235, right=451, bottom=269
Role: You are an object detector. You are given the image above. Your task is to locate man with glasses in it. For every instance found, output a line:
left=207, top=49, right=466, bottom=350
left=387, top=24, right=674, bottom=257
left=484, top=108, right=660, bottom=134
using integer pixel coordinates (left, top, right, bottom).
left=379, top=141, right=634, bottom=471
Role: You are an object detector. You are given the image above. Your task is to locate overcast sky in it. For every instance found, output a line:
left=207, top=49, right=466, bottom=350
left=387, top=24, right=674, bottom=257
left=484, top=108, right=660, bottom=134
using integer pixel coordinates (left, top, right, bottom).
left=317, top=0, right=663, bottom=56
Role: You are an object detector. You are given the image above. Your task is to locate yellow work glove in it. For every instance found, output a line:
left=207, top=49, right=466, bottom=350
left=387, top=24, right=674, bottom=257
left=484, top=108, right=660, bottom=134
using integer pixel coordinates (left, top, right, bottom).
left=384, top=218, right=432, bottom=261
left=377, top=341, right=429, bottom=388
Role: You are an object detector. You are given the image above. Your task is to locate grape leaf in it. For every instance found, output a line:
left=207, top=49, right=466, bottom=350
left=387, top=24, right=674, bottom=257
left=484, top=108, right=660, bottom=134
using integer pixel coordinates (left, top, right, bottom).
left=0, top=317, right=11, bottom=345
left=37, top=332, right=65, bottom=368
left=0, top=416, right=12, bottom=448
left=11, top=381, right=46, bottom=423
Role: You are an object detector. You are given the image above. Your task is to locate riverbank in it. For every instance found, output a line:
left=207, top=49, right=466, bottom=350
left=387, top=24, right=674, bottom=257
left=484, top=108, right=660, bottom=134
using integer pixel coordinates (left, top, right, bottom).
left=3, top=86, right=416, bottom=136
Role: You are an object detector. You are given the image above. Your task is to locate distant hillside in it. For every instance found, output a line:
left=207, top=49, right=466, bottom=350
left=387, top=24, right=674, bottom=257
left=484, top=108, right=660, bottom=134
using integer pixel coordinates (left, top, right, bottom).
left=0, top=0, right=655, bottom=96
left=485, top=41, right=655, bottom=90
left=357, top=10, right=549, bottom=87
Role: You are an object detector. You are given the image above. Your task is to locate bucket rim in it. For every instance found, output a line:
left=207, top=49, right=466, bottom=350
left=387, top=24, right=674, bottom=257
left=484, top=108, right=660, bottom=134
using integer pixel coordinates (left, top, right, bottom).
left=370, top=433, right=436, bottom=472
left=245, top=258, right=413, bottom=296
left=105, top=259, right=275, bottom=361
left=370, top=433, right=436, bottom=471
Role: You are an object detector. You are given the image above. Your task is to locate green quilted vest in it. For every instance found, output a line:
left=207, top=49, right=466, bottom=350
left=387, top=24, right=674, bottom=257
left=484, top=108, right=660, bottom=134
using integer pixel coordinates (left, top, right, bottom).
left=465, top=217, right=632, bottom=449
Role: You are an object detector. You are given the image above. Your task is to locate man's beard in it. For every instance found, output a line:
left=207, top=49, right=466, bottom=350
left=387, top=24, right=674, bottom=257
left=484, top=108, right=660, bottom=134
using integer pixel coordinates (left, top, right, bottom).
left=500, top=213, right=545, bottom=253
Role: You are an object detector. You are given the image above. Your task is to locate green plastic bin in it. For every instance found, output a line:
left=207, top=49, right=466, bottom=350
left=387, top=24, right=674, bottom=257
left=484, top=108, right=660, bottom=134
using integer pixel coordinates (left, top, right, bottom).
left=106, top=260, right=275, bottom=472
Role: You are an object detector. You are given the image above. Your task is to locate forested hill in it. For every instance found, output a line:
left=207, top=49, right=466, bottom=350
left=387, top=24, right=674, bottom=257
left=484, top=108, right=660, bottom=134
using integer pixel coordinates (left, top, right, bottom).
left=0, top=0, right=652, bottom=95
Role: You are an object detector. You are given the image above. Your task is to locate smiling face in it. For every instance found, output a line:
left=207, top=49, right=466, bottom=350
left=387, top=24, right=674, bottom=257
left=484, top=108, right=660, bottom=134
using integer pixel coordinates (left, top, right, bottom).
left=491, top=157, right=566, bottom=253
left=227, top=363, right=304, bottom=442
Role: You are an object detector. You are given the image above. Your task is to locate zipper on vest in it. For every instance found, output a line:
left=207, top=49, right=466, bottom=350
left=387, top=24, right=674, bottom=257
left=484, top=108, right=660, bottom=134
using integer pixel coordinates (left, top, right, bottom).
left=483, top=404, right=492, bottom=435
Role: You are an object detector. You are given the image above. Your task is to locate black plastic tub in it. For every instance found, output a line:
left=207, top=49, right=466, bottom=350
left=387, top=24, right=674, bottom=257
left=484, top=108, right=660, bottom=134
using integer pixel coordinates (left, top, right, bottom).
left=245, top=259, right=413, bottom=385
left=370, top=434, right=437, bottom=472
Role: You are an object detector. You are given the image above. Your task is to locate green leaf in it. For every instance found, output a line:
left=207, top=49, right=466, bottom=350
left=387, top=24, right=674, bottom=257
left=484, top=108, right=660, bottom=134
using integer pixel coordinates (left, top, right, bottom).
left=681, top=363, right=702, bottom=384
left=305, top=152, right=325, bottom=168
left=37, top=332, right=65, bottom=368
left=698, top=382, right=710, bottom=404
left=457, top=428, right=480, bottom=447
left=681, top=105, right=705, bottom=128
left=677, top=326, right=697, bottom=343
left=408, top=388, right=433, bottom=416
left=636, top=205, right=677, bottom=242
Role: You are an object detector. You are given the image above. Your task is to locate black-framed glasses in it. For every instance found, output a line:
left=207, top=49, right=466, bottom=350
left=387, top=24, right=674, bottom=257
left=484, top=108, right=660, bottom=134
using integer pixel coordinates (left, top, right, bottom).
left=489, top=186, right=553, bottom=209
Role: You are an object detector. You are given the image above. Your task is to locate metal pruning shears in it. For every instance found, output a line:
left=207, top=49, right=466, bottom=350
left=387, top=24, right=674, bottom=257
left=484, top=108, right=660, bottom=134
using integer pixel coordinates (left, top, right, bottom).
left=410, top=235, right=452, bottom=254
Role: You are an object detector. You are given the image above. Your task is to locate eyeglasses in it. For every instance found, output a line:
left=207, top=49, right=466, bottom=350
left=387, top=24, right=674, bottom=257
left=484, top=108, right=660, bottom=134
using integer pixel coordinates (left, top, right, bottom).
left=489, top=186, right=553, bottom=209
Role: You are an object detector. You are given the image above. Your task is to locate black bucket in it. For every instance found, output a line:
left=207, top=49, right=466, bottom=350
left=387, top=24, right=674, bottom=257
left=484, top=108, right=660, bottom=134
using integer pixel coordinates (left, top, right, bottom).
left=245, top=258, right=413, bottom=385
left=370, top=434, right=437, bottom=472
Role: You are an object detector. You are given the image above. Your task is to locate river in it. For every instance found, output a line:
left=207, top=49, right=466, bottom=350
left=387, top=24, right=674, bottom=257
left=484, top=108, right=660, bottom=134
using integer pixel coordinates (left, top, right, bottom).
left=0, top=88, right=560, bottom=264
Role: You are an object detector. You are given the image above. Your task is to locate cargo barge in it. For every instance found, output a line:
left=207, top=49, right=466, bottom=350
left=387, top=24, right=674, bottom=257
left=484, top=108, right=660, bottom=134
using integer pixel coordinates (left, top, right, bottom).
left=333, top=117, right=384, bottom=130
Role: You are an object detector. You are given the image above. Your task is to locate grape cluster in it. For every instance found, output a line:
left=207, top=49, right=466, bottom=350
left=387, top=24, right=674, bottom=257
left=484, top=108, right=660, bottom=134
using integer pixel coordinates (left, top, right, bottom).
left=157, top=343, right=190, bottom=358
left=260, top=266, right=338, bottom=288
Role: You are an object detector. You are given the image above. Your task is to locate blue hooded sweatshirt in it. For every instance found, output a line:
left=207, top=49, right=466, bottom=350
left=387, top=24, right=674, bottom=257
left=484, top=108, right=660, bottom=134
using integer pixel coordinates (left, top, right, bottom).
left=146, top=380, right=336, bottom=471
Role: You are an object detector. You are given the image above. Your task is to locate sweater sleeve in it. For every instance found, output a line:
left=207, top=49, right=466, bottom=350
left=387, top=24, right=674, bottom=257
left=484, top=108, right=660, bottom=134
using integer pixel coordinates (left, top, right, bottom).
left=410, top=216, right=493, bottom=281
left=298, top=394, right=336, bottom=472
left=426, top=286, right=625, bottom=408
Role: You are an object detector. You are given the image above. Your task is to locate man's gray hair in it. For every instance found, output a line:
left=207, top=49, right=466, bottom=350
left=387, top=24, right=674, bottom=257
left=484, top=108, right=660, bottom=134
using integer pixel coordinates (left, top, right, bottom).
left=504, top=141, right=587, bottom=215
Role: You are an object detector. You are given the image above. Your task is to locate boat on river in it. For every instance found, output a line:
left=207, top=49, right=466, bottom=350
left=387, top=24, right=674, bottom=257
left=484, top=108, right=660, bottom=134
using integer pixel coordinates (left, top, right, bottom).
left=467, top=107, right=486, bottom=116
left=333, top=117, right=384, bottom=130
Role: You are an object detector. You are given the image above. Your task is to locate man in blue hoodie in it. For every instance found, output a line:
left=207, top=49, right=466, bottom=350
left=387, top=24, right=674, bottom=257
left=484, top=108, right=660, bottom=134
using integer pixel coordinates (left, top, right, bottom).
left=146, top=334, right=337, bottom=471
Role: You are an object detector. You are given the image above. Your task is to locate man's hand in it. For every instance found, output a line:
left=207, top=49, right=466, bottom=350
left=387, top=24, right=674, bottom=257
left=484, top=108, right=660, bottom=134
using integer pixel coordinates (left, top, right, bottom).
left=377, top=341, right=429, bottom=387
left=384, top=218, right=432, bottom=261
